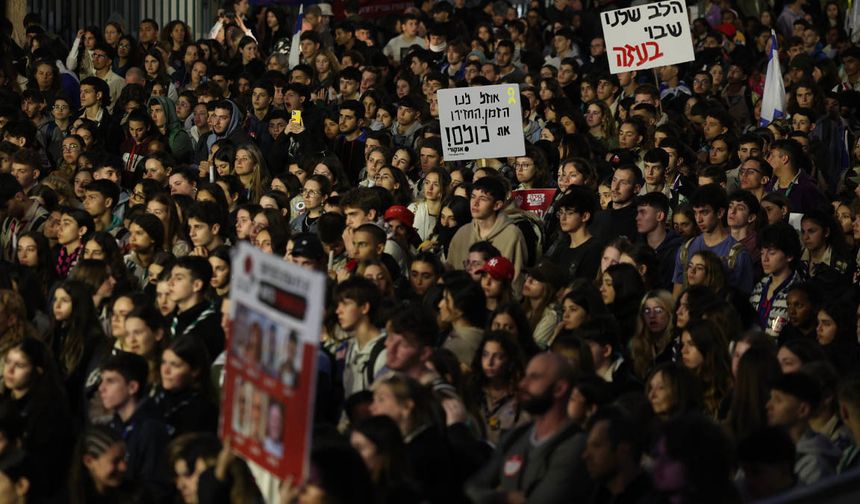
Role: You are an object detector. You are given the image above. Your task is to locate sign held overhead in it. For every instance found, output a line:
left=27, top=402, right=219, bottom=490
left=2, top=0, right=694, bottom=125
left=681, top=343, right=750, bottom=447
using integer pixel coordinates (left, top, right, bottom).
left=601, top=0, right=695, bottom=74
left=438, top=84, right=525, bottom=161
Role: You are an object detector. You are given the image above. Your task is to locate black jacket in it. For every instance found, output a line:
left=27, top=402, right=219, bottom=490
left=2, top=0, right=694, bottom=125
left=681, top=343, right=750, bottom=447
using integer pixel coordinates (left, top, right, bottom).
left=107, top=398, right=173, bottom=500
left=0, top=390, right=74, bottom=501
left=168, top=300, right=224, bottom=363
left=154, top=386, right=219, bottom=438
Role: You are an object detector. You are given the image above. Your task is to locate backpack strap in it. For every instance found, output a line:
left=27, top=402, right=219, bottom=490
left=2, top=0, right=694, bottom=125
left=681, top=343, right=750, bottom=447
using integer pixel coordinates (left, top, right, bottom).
left=679, top=237, right=695, bottom=282
left=726, top=242, right=744, bottom=270
left=364, top=335, right=387, bottom=386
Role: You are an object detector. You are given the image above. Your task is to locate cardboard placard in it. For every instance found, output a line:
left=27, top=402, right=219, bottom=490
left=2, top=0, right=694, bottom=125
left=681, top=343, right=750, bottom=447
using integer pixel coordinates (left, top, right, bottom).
left=512, top=188, right=558, bottom=218
left=438, top=84, right=526, bottom=161
left=221, top=243, right=325, bottom=480
left=601, top=0, right=695, bottom=74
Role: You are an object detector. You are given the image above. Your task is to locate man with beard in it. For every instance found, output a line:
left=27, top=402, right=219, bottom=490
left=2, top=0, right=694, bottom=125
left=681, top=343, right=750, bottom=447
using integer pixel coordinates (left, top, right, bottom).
left=466, top=352, right=589, bottom=503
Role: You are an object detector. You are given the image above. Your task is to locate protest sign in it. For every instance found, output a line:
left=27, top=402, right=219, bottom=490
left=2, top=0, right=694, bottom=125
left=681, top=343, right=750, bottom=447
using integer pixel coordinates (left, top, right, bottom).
left=512, top=188, right=558, bottom=218
left=221, top=242, right=326, bottom=480
left=438, top=84, right=526, bottom=161
left=601, top=0, right=695, bottom=74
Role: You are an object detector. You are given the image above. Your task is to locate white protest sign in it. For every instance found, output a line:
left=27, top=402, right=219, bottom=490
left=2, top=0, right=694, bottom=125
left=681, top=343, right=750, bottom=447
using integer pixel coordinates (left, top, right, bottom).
left=438, top=84, right=525, bottom=161
left=601, top=0, right=695, bottom=74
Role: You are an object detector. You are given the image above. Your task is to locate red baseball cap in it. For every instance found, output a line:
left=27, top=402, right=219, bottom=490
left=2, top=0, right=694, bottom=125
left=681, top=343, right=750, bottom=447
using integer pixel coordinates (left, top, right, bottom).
left=383, top=205, right=414, bottom=229
left=479, top=256, right=515, bottom=281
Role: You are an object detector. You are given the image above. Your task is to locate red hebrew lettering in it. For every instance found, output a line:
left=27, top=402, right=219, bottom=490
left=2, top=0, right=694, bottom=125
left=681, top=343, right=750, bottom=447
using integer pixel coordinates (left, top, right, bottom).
left=612, top=41, right=665, bottom=69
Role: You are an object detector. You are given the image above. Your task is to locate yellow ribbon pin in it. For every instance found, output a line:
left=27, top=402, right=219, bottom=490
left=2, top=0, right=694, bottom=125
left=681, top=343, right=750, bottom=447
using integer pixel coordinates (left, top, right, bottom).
left=507, top=87, right=517, bottom=104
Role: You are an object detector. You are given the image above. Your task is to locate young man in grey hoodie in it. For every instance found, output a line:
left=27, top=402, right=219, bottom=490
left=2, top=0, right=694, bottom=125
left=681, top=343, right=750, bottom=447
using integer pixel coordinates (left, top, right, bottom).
left=767, top=372, right=842, bottom=485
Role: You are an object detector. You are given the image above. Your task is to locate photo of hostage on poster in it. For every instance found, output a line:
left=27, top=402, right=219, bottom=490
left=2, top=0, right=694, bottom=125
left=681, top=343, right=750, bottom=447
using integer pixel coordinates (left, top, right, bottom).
left=221, top=242, right=326, bottom=481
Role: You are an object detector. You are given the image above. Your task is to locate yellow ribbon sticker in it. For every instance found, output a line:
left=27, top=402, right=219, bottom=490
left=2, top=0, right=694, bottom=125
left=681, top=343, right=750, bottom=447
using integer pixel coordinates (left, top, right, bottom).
left=507, top=87, right=517, bottom=105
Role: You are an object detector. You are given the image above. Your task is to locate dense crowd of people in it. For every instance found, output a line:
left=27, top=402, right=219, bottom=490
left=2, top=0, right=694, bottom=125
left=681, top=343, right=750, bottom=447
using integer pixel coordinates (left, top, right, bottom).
left=2, top=0, right=860, bottom=502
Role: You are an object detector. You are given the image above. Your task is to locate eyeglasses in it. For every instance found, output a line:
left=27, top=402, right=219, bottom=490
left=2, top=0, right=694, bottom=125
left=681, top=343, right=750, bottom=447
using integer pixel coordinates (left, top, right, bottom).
left=62, top=144, right=81, bottom=151
left=643, top=307, right=666, bottom=316
left=118, top=44, right=131, bottom=49
left=302, top=189, right=321, bottom=197
left=514, top=162, right=534, bottom=171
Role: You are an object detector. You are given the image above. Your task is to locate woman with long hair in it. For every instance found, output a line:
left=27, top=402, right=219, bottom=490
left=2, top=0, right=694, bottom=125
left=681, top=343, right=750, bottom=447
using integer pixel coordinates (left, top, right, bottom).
left=479, top=257, right=515, bottom=312
left=374, top=165, right=413, bottom=207
left=15, top=230, right=56, bottom=298
left=261, top=6, right=288, bottom=55
left=68, top=259, right=116, bottom=333
left=599, top=263, right=646, bottom=343
left=160, top=20, right=192, bottom=67
left=350, top=415, right=422, bottom=503
left=362, top=259, right=397, bottom=301
left=585, top=99, right=618, bottom=150
left=83, top=231, right=129, bottom=289
left=553, top=280, right=607, bottom=345
left=369, top=374, right=453, bottom=503
left=521, top=264, right=563, bottom=350
left=1, top=338, right=74, bottom=501
left=776, top=337, right=827, bottom=374
left=142, top=48, right=178, bottom=101
left=147, top=192, right=191, bottom=257
left=0, top=290, right=41, bottom=361
left=208, top=245, right=233, bottom=300
left=155, top=335, right=219, bottom=437
left=312, top=156, right=352, bottom=195
left=66, top=26, right=101, bottom=75
left=684, top=250, right=727, bottom=295
left=50, top=280, right=105, bottom=414
left=235, top=143, right=270, bottom=204
left=113, top=34, right=138, bottom=76
left=409, top=167, right=451, bottom=242
left=465, top=331, right=527, bottom=445
left=124, top=303, right=166, bottom=389
left=291, top=175, right=330, bottom=235
left=438, top=272, right=486, bottom=367
left=596, top=237, right=634, bottom=281
left=815, top=300, right=860, bottom=373
left=513, top=146, right=550, bottom=190
left=672, top=204, right=700, bottom=240
left=645, top=361, right=703, bottom=422
left=313, top=49, right=341, bottom=105
left=234, top=36, right=265, bottom=79
left=799, top=210, right=850, bottom=280
left=420, top=195, right=471, bottom=260
left=724, top=346, right=781, bottom=443
left=487, top=302, right=541, bottom=359
left=630, top=290, right=675, bottom=379
left=679, top=319, right=733, bottom=419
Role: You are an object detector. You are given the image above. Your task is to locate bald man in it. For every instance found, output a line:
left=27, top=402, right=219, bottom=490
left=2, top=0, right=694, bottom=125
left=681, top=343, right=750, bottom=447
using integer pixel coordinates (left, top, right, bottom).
left=466, top=352, right=590, bottom=503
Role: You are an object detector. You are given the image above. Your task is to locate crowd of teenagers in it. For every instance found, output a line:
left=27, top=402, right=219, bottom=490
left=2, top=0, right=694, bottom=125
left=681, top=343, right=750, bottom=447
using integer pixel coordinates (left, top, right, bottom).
left=3, top=0, right=860, bottom=502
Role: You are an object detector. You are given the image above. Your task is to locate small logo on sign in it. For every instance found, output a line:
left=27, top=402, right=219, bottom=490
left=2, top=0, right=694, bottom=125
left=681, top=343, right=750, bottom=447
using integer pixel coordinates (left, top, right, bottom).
left=527, top=193, right=546, bottom=205
left=504, top=455, right=523, bottom=477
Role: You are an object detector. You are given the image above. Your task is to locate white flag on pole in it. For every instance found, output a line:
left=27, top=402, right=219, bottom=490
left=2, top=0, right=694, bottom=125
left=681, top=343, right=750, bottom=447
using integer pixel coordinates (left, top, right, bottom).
left=288, top=4, right=304, bottom=70
left=759, top=30, right=786, bottom=127
left=847, top=0, right=860, bottom=44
